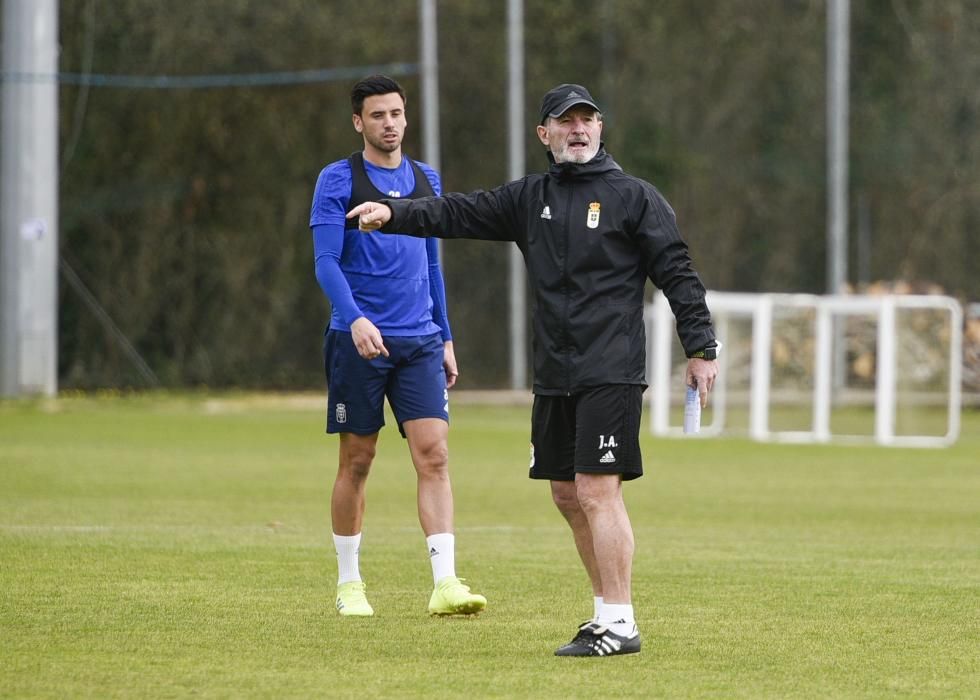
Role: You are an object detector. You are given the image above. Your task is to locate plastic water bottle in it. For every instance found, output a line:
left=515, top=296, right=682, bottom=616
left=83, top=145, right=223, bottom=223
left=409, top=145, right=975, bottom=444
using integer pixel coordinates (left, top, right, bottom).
left=684, top=385, right=701, bottom=434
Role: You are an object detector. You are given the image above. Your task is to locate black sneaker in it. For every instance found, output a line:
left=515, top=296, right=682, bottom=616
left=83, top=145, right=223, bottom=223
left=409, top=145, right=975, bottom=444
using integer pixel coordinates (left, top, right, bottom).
left=554, top=621, right=641, bottom=657
left=554, top=621, right=600, bottom=655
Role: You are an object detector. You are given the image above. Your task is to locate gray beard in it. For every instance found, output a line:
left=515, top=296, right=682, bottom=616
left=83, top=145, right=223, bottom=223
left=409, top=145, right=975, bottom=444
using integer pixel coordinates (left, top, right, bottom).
left=553, top=143, right=599, bottom=164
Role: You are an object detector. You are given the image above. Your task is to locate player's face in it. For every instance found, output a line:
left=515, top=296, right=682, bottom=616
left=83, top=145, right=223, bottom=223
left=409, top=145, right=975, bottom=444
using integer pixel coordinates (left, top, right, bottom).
left=536, top=106, right=603, bottom=164
left=353, top=93, right=407, bottom=156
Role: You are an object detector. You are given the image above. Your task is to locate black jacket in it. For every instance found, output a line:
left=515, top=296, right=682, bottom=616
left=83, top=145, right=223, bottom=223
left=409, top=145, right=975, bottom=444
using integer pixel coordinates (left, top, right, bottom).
left=382, top=148, right=715, bottom=396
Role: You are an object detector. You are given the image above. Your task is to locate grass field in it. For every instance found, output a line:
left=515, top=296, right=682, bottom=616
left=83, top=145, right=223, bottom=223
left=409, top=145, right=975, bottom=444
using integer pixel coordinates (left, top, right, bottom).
left=1, top=393, right=978, bottom=698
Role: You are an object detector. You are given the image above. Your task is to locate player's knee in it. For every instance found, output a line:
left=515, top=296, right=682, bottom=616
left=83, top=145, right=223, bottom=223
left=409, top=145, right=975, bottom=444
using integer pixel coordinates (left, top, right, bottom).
left=414, top=441, right=449, bottom=477
left=340, top=461, right=372, bottom=484
left=340, top=445, right=376, bottom=480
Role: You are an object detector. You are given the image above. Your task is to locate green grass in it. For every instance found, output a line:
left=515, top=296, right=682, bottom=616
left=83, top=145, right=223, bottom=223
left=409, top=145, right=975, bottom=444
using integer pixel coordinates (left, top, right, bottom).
left=1, top=394, right=978, bottom=698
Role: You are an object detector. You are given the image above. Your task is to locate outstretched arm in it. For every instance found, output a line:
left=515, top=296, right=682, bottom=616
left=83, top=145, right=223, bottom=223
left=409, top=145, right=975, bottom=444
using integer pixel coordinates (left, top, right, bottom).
left=349, top=184, right=525, bottom=244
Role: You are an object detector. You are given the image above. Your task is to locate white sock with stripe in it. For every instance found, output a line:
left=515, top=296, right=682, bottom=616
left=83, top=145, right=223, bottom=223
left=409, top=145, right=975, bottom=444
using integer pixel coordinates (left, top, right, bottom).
left=426, top=532, right=456, bottom=584
left=598, top=603, right=637, bottom=636
left=333, top=532, right=362, bottom=585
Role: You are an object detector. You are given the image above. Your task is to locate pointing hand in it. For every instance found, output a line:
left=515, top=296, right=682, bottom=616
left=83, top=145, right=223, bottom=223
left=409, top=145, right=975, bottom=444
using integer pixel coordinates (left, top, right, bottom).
left=346, top=202, right=392, bottom=231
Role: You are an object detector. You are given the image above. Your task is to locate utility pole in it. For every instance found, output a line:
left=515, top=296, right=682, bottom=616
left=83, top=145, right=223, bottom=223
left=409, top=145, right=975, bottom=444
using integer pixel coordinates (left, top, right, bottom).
left=827, top=0, right=849, bottom=295
left=507, top=0, right=527, bottom=390
left=1, top=0, right=59, bottom=397
left=827, top=0, right=850, bottom=391
left=417, top=0, right=446, bottom=303
left=418, top=0, right=440, bottom=175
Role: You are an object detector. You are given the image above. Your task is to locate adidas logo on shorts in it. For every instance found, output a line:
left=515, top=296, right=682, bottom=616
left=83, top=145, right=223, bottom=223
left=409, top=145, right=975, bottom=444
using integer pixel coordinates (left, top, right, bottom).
left=599, top=450, right=616, bottom=464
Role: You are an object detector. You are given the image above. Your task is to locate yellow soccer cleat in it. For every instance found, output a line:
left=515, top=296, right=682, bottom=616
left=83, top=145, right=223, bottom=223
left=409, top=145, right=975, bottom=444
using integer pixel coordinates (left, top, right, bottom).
left=336, top=581, right=374, bottom=617
left=427, top=576, right=487, bottom=616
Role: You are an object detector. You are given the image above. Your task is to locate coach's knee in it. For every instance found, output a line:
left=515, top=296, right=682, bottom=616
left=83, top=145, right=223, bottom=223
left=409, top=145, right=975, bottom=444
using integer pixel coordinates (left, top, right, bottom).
left=550, top=480, right=581, bottom=518
left=574, top=474, right=620, bottom=515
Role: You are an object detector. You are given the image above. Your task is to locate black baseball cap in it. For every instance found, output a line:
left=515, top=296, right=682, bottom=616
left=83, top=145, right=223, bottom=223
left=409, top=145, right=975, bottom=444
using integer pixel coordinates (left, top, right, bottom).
left=539, top=83, right=601, bottom=124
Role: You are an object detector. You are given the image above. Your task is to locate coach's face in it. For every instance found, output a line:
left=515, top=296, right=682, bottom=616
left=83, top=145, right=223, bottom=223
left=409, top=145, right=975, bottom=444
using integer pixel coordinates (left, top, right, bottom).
left=536, top=105, right=603, bottom=164
left=353, top=93, right=406, bottom=155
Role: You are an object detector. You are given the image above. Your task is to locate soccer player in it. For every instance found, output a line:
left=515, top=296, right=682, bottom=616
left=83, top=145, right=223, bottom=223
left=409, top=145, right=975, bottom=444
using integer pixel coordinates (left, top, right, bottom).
left=348, top=83, right=719, bottom=655
left=309, top=75, right=486, bottom=618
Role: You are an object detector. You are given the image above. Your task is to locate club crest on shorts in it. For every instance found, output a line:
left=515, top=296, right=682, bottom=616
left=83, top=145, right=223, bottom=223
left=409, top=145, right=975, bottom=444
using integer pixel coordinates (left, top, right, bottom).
left=587, top=202, right=601, bottom=229
left=336, top=403, right=347, bottom=424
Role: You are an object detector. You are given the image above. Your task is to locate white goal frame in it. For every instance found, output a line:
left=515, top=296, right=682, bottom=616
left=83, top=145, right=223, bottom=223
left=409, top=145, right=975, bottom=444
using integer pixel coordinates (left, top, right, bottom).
left=648, top=291, right=963, bottom=447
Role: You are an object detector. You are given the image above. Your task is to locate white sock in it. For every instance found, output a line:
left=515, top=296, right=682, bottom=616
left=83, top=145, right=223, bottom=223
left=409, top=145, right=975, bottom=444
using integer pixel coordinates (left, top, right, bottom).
left=426, top=532, right=456, bottom=584
left=598, top=603, right=636, bottom=636
left=593, top=596, right=604, bottom=621
left=333, top=532, right=362, bottom=585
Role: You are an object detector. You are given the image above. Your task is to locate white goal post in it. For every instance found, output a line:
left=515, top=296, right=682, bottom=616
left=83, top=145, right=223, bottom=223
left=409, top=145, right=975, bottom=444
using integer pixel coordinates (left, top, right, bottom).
left=648, top=291, right=963, bottom=447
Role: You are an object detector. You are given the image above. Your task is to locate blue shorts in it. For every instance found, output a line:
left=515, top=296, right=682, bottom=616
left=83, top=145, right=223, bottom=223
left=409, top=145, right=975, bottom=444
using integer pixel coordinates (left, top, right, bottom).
left=323, top=330, right=449, bottom=437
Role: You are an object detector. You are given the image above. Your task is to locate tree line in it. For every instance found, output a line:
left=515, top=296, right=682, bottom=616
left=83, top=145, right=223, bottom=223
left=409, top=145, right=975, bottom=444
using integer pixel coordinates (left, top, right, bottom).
left=49, top=0, right=980, bottom=389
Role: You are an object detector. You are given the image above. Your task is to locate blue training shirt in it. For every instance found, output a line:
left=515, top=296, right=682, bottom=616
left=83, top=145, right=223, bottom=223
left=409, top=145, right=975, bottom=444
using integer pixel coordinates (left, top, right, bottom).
left=309, top=156, right=451, bottom=339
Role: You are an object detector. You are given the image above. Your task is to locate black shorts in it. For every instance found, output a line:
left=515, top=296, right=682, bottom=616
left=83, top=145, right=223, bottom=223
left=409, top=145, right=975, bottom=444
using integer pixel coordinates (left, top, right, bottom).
left=529, top=384, right=644, bottom=482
